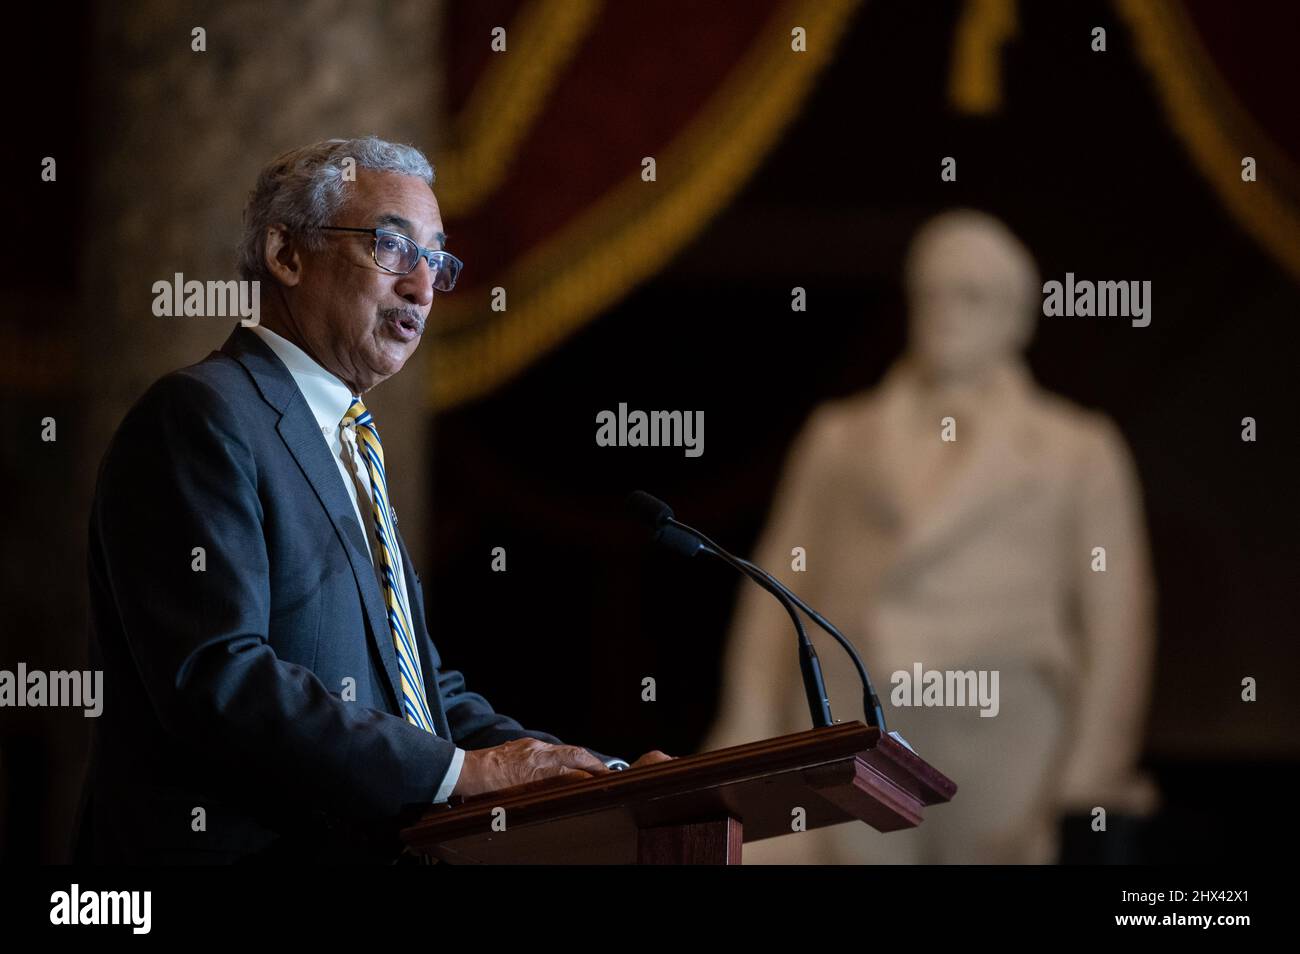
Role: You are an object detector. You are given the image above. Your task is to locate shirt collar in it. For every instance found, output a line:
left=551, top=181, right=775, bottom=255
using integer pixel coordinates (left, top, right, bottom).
left=250, top=325, right=355, bottom=432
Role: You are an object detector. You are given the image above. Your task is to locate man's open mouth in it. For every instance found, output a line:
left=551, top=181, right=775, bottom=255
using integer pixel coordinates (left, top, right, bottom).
left=385, top=313, right=423, bottom=340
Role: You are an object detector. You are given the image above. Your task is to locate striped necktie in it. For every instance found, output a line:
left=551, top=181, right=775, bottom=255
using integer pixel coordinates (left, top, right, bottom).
left=342, top=397, right=437, bottom=735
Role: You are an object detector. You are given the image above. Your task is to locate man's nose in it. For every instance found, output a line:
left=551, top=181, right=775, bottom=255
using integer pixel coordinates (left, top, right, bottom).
left=394, top=256, right=435, bottom=308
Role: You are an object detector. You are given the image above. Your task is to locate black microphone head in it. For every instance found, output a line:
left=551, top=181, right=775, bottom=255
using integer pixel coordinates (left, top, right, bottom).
left=656, top=523, right=705, bottom=559
left=625, top=490, right=674, bottom=530
left=625, top=491, right=705, bottom=558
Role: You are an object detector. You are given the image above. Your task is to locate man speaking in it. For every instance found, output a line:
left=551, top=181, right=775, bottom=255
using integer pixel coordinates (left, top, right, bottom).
left=75, top=136, right=669, bottom=864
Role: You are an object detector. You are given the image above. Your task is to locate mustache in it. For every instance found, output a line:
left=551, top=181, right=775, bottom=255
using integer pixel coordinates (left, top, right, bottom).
left=378, top=307, right=426, bottom=333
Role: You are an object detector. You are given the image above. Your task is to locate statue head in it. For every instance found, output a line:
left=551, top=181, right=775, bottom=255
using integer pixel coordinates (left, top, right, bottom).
left=903, top=209, right=1039, bottom=382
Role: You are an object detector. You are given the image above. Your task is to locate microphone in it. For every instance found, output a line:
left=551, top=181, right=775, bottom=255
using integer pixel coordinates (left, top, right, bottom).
left=626, top=491, right=832, bottom=730
left=626, top=491, right=887, bottom=732
left=626, top=491, right=706, bottom=559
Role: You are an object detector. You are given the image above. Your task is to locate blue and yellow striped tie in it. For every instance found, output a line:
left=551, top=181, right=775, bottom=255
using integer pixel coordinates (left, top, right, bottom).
left=343, top=397, right=437, bottom=734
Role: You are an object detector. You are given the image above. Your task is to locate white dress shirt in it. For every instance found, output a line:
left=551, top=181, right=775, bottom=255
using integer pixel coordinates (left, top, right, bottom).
left=251, top=325, right=464, bottom=803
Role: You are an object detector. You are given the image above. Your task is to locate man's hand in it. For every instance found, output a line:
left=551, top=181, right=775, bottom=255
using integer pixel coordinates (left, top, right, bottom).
left=452, top=738, right=611, bottom=799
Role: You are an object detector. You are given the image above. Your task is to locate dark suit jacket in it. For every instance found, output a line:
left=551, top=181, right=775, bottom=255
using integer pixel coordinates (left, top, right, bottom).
left=74, top=325, right=600, bottom=864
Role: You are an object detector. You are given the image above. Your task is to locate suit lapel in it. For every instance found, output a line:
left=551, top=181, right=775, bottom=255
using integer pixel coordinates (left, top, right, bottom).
left=220, top=326, right=405, bottom=712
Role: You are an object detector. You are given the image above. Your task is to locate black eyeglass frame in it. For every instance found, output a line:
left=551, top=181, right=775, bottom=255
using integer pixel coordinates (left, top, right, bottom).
left=315, top=225, right=463, bottom=291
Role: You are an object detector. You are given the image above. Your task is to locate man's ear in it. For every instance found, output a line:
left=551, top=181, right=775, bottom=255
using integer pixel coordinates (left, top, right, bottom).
left=264, top=224, right=304, bottom=288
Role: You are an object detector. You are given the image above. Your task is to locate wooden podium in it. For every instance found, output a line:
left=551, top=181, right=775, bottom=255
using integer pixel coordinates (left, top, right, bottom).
left=401, top=722, right=956, bottom=864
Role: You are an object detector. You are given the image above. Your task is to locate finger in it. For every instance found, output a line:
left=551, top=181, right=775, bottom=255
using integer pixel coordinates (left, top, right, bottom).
left=633, top=750, right=675, bottom=766
left=555, top=746, right=611, bottom=773
left=551, top=768, right=593, bottom=783
left=511, top=767, right=593, bottom=796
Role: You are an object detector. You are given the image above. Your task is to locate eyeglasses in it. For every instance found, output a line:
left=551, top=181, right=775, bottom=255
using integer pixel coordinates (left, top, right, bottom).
left=316, top=226, right=463, bottom=291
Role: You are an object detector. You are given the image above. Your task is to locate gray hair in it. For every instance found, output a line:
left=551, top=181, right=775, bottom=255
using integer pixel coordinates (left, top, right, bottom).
left=237, top=136, right=434, bottom=283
